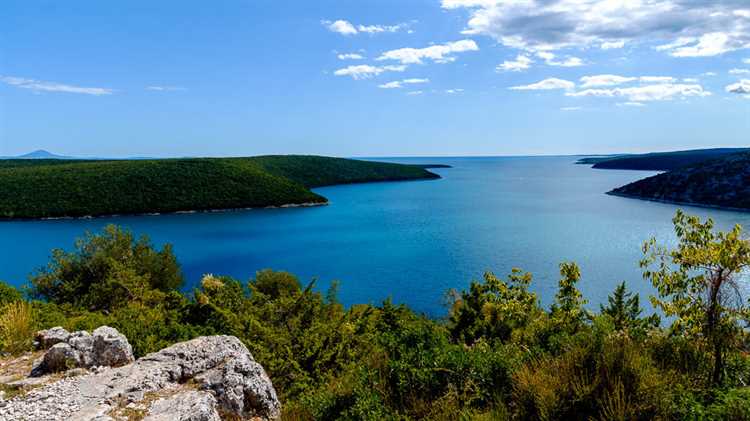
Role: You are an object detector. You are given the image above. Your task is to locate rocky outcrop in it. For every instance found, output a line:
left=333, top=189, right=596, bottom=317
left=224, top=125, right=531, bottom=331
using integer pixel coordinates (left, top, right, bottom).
left=0, top=333, right=280, bottom=421
left=31, top=326, right=134, bottom=376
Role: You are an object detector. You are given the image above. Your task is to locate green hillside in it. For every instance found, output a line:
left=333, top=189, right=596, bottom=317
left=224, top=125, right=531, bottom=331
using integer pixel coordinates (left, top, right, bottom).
left=609, top=152, right=750, bottom=209
left=0, top=156, right=440, bottom=219
left=583, top=148, right=749, bottom=171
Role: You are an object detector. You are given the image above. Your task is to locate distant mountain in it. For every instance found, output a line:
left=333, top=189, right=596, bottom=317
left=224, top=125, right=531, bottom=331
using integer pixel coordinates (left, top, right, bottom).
left=581, top=148, right=750, bottom=171
left=609, top=152, right=750, bottom=210
left=2, top=150, right=74, bottom=160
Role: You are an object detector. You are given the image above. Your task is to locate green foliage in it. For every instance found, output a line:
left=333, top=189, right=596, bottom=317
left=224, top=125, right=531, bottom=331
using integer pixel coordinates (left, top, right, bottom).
left=600, top=281, right=659, bottom=334
left=448, top=269, right=540, bottom=345
left=30, top=225, right=183, bottom=311
left=0, top=280, right=22, bottom=307
left=642, top=210, right=750, bottom=385
left=550, top=262, right=589, bottom=333
left=0, top=156, right=438, bottom=219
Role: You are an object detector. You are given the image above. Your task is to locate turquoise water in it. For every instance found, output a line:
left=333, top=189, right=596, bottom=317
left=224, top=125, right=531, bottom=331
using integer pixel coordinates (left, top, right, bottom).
left=3, top=156, right=750, bottom=316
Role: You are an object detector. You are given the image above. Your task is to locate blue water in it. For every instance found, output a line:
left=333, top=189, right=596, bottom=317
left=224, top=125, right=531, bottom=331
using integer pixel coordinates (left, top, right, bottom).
left=3, top=156, right=750, bottom=316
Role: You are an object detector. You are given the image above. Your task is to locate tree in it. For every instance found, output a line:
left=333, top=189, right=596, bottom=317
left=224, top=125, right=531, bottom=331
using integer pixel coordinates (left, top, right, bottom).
left=448, top=269, right=540, bottom=344
left=600, top=281, right=659, bottom=333
left=550, top=262, right=589, bottom=332
left=31, top=225, right=183, bottom=311
left=641, top=210, right=750, bottom=385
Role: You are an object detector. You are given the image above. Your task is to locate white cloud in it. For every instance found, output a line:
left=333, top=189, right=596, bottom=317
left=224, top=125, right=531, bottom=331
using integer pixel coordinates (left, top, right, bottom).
left=617, top=102, right=646, bottom=107
left=744, top=58, right=750, bottom=64
left=729, top=68, right=750, bottom=74
left=682, top=78, right=699, bottom=83
left=378, top=78, right=429, bottom=89
left=567, top=83, right=711, bottom=102
left=536, top=51, right=583, bottom=67
left=0, top=76, right=114, bottom=95
left=497, top=54, right=532, bottom=72
left=580, top=75, right=636, bottom=88
left=510, top=78, right=575, bottom=91
left=442, top=1, right=750, bottom=57
left=337, top=53, right=364, bottom=60
left=561, top=106, right=582, bottom=111
left=445, top=89, right=465, bottom=94
left=324, top=20, right=358, bottom=36
left=333, top=64, right=406, bottom=80
left=601, top=40, right=626, bottom=50
left=726, top=79, right=750, bottom=94
left=377, top=40, right=479, bottom=64
left=639, top=76, right=676, bottom=83
left=146, top=86, right=185, bottom=91
left=702, top=71, right=718, bottom=76
left=406, top=90, right=424, bottom=95
left=323, top=20, right=410, bottom=36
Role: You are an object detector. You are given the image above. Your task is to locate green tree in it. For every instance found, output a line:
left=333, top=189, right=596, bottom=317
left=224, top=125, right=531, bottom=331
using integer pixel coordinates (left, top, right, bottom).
left=641, top=210, right=750, bottom=385
left=448, top=269, right=540, bottom=344
left=550, top=262, right=589, bottom=332
left=0, top=281, right=22, bottom=307
left=600, top=282, right=659, bottom=332
left=30, top=225, right=183, bottom=311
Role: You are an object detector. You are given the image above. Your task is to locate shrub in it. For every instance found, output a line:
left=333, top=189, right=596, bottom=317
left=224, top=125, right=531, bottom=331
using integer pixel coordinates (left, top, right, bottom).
left=0, top=281, right=22, bottom=307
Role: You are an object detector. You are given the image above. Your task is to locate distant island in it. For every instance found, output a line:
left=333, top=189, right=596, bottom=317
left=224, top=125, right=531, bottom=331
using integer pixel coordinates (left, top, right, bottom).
left=608, top=152, right=750, bottom=210
left=577, top=148, right=750, bottom=171
left=0, top=155, right=441, bottom=219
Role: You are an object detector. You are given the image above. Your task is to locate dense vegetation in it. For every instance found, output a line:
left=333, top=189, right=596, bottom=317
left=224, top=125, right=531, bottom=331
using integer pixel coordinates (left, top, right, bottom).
left=578, top=148, right=749, bottom=171
left=610, top=152, right=750, bottom=210
left=0, top=156, right=439, bottom=219
left=3, top=211, right=750, bottom=419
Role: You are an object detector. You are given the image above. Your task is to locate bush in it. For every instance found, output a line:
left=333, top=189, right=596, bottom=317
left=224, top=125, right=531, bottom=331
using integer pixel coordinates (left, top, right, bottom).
left=0, top=281, right=22, bottom=307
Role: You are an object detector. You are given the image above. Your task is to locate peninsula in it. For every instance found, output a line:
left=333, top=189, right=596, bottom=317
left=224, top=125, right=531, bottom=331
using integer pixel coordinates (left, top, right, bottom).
left=0, top=155, right=441, bottom=219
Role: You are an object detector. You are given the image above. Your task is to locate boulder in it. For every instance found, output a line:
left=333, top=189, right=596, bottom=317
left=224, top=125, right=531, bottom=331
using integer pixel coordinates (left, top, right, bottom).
left=34, top=327, right=70, bottom=350
left=144, top=391, right=221, bottom=421
left=92, top=326, right=134, bottom=368
left=30, top=326, right=134, bottom=376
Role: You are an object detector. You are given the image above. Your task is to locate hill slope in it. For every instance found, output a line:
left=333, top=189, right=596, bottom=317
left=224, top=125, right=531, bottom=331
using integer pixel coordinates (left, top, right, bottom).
left=609, top=152, right=750, bottom=210
left=0, top=156, right=440, bottom=219
left=584, top=148, right=750, bottom=171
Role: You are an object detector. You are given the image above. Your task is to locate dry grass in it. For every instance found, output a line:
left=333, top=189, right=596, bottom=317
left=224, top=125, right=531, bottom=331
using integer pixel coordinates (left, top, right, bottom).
left=0, top=301, right=35, bottom=355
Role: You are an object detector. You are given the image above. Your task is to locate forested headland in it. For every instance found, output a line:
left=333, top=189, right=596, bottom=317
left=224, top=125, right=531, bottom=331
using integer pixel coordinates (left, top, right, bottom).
left=0, top=156, right=440, bottom=219
left=2, top=211, right=750, bottom=419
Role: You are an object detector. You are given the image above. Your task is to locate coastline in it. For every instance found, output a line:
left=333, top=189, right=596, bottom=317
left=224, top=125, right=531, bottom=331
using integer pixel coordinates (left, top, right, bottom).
left=3, top=201, right=329, bottom=222
left=606, top=191, right=750, bottom=213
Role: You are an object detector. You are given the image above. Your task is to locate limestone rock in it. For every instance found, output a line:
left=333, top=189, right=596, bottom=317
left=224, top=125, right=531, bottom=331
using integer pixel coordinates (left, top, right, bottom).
left=144, top=391, right=221, bottom=421
left=92, top=327, right=134, bottom=368
left=40, top=343, right=81, bottom=373
left=35, top=327, right=71, bottom=350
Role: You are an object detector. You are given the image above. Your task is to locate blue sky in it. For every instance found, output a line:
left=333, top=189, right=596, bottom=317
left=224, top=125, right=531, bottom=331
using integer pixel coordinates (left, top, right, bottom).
left=1, top=0, right=749, bottom=158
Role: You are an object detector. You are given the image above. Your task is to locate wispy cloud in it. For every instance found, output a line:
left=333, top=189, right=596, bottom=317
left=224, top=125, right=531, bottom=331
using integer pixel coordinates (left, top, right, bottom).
left=729, top=68, right=750, bottom=75
left=510, top=78, right=575, bottom=91
left=536, top=52, right=583, bottom=67
left=445, top=88, right=465, bottom=94
left=146, top=86, right=186, bottom=91
left=1, top=76, right=114, bottom=96
left=322, top=20, right=411, bottom=36
left=378, top=78, right=429, bottom=89
left=337, top=53, right=364, bottom=60
left=377, top=40, right=479, bottom=64
left=561, top=106, right=582, bottom=111
left=333, top=64, right=407, bottom=80
left=567, top=83, right=710, bottom=102
left=497, top=54, right=532, bottom=72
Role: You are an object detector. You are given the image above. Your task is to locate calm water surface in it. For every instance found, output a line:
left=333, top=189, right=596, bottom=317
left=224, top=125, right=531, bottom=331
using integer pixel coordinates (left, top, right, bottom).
left=3, top=156, right=750, bottom=316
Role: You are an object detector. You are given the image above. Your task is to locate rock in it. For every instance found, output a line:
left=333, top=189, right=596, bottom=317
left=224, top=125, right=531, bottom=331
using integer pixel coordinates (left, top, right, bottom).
left=37, top=343, right=81, bottom=374
left=92, top=327, right=134, bottom=368
left=35, top=327, right=70, bottom=350
left=31, top=326, right=134, bottom=376
left=144, top=391, right=221, bottom=421
left=0, top=334, right=280, bottom=421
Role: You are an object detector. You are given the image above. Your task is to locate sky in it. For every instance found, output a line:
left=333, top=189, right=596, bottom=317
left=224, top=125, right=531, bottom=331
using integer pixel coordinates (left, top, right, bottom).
left=1, top=0, right=749, bottom=158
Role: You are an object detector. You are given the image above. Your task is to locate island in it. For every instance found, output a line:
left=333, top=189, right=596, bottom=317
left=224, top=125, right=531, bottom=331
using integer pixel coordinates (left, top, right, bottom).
left=0, top=155, right=441, bottom=219
left=608, top=152, right=750, bottom=210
